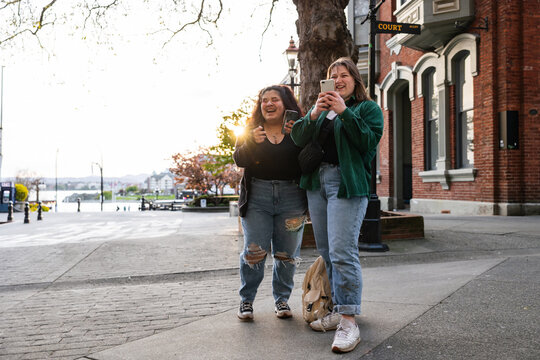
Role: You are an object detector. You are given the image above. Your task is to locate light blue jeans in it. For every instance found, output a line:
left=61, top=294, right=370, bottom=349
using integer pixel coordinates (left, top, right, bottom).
left=239, top=178, right=307, bottom=304
left=307, top=163, right=368, bottom=315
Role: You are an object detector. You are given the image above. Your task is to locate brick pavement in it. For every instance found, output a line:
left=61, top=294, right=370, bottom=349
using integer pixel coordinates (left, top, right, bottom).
left=0, top=212, right=306, bottom=359
left=0, top=266, right=287, bottom=359
left=1, top=212, right=538, bottom=359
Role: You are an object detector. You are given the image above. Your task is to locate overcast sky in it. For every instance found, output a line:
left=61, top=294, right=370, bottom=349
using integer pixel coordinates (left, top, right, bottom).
left=0, top=1, right=298, bottom=179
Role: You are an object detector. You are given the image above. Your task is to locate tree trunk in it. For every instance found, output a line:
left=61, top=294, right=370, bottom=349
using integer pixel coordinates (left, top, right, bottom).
left=293, top=0, right=358, bottom=112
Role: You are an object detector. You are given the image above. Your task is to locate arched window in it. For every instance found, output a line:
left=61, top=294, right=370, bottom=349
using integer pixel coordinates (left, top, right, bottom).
left=454, top=51, right=474, bottom=168
left=424, top=68, right=439, bottom=170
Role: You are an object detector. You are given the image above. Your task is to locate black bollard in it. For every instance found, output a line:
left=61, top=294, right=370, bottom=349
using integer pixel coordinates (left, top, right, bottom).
left=37, top=201, right=43, bottom=221
left=141, top=196, right=145, bottom=211
left=24, top=202, right=30, bottom=224
left=7, top=201, right=13, bottom=222
left=77, top=198, right=81, bottom=212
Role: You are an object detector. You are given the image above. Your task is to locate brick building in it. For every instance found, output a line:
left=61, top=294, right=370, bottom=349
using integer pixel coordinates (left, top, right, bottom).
left=348, top=0, right=539, bottom=215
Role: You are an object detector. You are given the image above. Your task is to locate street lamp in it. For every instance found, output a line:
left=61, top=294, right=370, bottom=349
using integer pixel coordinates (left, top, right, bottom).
left=284, top=36, right=300, bottom=93
left=55, top=148, right=59, bottom=212
left=92, top=162, right=104, bottom=212
left=358, top=0, right=389, bottom=252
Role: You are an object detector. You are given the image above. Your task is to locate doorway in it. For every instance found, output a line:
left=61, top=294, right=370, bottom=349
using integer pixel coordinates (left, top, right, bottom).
left=391, top=82, right=412, bottom=209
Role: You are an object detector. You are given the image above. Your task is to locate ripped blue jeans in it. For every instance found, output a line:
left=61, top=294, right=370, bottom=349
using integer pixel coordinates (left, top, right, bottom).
left=239, top=178, right=307, bottom=304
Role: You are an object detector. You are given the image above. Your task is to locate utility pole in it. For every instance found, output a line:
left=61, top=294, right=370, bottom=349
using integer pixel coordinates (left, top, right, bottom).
left=0, top=66, right=4, bottom=180
left=93, top=162, right=104, bottom=212
left=358, top=0, right=389, bottom=252
left=55, top=149, right=59, bottom=212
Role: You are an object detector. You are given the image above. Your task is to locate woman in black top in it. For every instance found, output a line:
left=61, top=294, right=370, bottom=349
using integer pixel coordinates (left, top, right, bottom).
left=234, top=85, right=307, bottom=321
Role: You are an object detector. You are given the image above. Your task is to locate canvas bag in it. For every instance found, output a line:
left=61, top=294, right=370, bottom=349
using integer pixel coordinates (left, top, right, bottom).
left=302, top=256, right=333, bottom=323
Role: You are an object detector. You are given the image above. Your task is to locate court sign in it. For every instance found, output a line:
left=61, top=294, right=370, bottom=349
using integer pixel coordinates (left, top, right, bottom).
left=375, top=21, right=421, bottom=34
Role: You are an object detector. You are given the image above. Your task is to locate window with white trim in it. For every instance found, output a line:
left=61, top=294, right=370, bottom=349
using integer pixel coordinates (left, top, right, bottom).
left=397, top=0, right=412, bottom=9
left=454, top=51, right=474, bottom=168
left=424, top=68, right=439, bottom=170
left=352, top=0, right=370, bottom=47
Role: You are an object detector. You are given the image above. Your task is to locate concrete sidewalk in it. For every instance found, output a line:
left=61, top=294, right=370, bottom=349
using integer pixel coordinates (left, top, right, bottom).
left=87, top=257, right=538, bottom=360
left=84, top=215, right=539, bottom=360
left=0, top=212, right=538, bottom=359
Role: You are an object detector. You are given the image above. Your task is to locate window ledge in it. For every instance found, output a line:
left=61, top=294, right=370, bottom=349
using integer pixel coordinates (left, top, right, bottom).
left=419, top=168, right=477, bottom=189
left=448, top=168, right=477, bottom=182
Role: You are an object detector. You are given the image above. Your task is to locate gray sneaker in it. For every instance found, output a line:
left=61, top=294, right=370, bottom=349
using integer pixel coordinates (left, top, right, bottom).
left=309, top=312, right=341, bottom=332
left=331, top=321, right=361, bottom=353
left=237, top=301, right=253, bottom=321
left=275, top=301, right=293, bottom=319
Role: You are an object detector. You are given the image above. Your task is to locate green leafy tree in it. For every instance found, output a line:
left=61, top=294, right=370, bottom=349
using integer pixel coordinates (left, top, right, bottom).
left=206, top=99, right=251, bottom=195
left=212, top=98, right=253, bottom=162
left=15, top=184, right=28, bottom=202
left=102, top=191, right=113, bottom=200
left=126, top=185, right=139, bottom=193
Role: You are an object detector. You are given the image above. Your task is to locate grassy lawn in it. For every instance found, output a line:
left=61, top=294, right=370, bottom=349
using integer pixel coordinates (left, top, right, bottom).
left=116, top=195, right=176, bottom=201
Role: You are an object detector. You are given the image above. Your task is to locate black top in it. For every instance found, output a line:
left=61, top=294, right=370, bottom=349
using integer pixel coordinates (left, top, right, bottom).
left=234, top=133, right=303, bottom=217
left=321, top=118, right=339, bottom=165
left=249, top=135, right=302, bottom=180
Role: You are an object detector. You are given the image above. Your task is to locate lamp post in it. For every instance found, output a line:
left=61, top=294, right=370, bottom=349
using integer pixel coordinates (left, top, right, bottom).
left=358, top=0, right=389, bottom=252
left=0, top=66, right=5, bottom=179
left=92, top=162, right=104, bottom=212
left=55, top=148, right=59, bottom=212
left=284, top=37, right=300, bottom=94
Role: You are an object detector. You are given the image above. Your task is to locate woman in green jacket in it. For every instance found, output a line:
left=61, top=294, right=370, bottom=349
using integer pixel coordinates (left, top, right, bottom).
left=291, top=57, right=383, bottom=354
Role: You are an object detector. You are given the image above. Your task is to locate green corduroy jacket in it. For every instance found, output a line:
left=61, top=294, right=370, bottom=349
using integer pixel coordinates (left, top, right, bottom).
left=290, top=99, right=383, bottom=198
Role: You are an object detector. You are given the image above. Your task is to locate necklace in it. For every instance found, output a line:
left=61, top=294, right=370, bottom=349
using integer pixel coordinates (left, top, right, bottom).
left=266, top=130, right=283, bottom=144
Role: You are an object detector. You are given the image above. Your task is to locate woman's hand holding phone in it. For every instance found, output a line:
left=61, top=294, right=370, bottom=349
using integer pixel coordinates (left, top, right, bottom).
left=311, top=93, right=330, bottom=120
left=311, top=79, right=344, bottom=120
left=282, top=120, right=295, bottom=134
left=323, top=91, right=347, bottom=115
left=282, top=110, right=299, bottom=134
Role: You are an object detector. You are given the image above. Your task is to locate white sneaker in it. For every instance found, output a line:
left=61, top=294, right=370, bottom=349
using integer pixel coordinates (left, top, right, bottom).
left=237, top=301, right=253, bottom=321
left=309, top=312, right=341, bottom=332
left=331, top=320, right=361, bottom=353
left=274, top=301, right=293, bottom=319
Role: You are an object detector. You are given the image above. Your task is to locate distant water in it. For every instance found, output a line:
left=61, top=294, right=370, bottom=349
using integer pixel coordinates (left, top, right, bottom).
left=29, top=190, right=140, bottom=213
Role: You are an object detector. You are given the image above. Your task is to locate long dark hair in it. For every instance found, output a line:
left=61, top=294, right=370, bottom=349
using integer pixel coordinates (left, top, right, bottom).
left=248, top=85, right=303, bottom=128
left=327, top=57, right=370, bottom=103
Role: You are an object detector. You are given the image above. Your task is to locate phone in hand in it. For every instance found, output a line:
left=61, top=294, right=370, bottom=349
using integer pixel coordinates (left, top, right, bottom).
left=320, top=79, right=335, bottom=93
left=282, top=110, right=300, bottom=134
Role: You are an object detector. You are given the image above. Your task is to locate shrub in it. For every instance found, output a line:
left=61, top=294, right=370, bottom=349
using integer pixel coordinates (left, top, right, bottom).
left=190, top=195, right=239, bottom=207
left=15, top=184, right=28, bottom=202
left=29, top=203, right=49, bottom=212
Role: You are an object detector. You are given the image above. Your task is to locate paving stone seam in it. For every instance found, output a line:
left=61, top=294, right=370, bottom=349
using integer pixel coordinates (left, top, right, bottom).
left=2, top=249, right=537, bottom=294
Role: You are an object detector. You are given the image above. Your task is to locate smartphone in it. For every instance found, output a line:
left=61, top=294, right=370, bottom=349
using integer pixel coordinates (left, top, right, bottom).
left=282, top=110, right=300, bottom=134
left=320, top=79, right=335, bottom=93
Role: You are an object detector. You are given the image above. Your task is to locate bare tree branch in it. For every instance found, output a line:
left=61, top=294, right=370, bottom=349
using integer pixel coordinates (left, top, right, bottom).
left=212, top=0, right=222, bottom=24
left=162, top=0, right=223, bottom=48
left=0, top=0, right=21, bottom=11
left=83, top=0, right=119, bottom=31
left=0, top=0, right=58, bottom=45
left=37, top=0, right=57, bottom=30
left=259, top=0, right=278, bottom=60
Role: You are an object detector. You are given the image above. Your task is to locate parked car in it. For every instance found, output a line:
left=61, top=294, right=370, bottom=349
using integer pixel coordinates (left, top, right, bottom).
left=180, top=190, right=197, bottom=201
